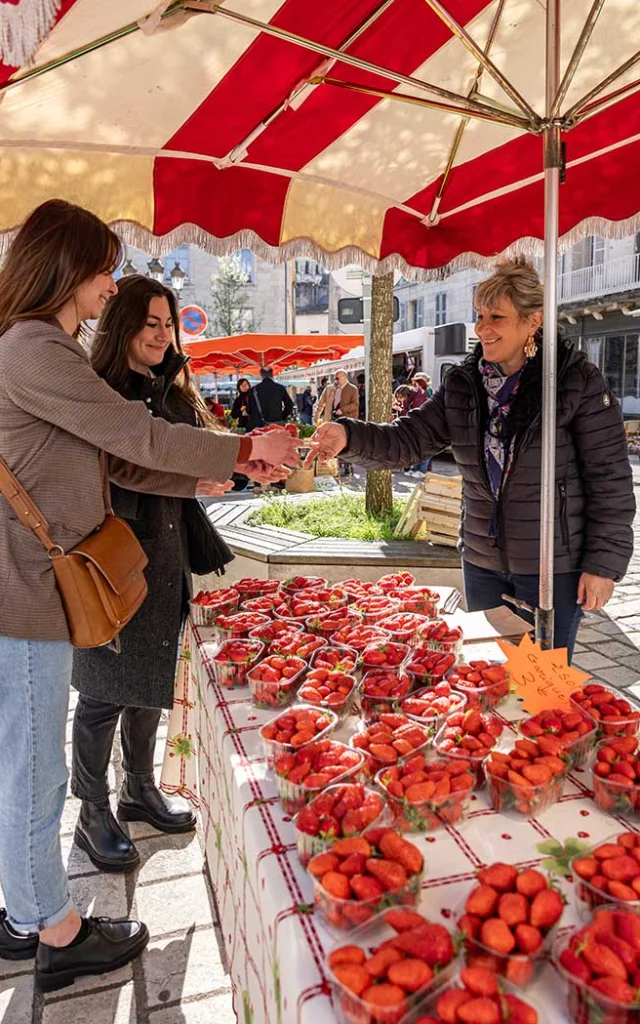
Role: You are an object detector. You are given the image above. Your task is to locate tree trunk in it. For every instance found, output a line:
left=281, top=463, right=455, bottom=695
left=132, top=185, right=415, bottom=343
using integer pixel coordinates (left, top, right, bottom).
left=365, top=272, right=394, bottom=516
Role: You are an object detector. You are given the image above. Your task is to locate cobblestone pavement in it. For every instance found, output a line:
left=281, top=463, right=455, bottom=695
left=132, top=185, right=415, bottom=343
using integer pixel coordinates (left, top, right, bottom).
left=2, top=460, right=640, bottom=1024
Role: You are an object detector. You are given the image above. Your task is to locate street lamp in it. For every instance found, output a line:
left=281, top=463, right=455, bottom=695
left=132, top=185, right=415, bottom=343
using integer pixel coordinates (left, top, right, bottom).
left=121, top=259, right=137, bottom=276
left=170, top=260, right=186, bottom=292
left=147, top=257, right=165, bottom=282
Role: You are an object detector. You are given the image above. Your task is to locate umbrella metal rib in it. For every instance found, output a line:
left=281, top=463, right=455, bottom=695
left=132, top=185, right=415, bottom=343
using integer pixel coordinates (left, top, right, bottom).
left=564, top=47, right=640, bottom=122
left=549, top=0, right=606, bottom=119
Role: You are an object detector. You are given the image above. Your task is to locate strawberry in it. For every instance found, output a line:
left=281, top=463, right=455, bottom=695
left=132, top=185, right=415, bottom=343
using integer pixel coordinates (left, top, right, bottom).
left=528, top=888, right=563, bottom=929
left=615, top=910, right=640, bottom=950
left=477, top=863, right=518, bottom=893
left=460, top=966, right=499, bottom=997
left=361, top=983, right=407, bottom=1011
left=456, top=997, right=501, bottom=1024
left=365, top=858, right=408, bottom=892
left=328, top=945, right=366, bottom=968
left=378, top=831, right=424, bottom=875
left=387, top=958, right=434, bottom=992
left=465, top=885, right=499, bottom=918
left=497, top=892, right=528, bottom=927
left=338, top=853, right=367, bottom=877
left=384, top=909, right=429, bottom=933
left=363, top=946, right=404, bottom=978
left=515, top=869, right=548, bottom=899
left=501, top=993, right=539, bottom=1024
left=582, top=942, right=628, bottom=979
left=349, top=874, right=384, bottom=901
left=331, top=963, right=370, bottom=996
left=308, top=852, right=339, bottom=877
left=480, top=918, right=516, bottom=954
left=317, top=816, right=339, bottom=841
left=435, top=987, right=473, bottom=1023
left=590, top=977, right=637, bottom=1003
left=331, top=837, right=372, bottom=858
left=598, top=931, right=637, bottom=973
left=515, top=923, right=543, bottom=954
left=394, top=924, right=454, bottom=966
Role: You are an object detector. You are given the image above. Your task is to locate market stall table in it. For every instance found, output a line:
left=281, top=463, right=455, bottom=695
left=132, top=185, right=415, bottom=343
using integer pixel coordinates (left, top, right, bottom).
left=163, top=619, right=637, bottom=1024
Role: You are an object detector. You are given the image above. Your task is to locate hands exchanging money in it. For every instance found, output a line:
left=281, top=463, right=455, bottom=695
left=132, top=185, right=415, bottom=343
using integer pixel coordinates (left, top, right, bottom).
left=302, top=422, right=348, bottom=469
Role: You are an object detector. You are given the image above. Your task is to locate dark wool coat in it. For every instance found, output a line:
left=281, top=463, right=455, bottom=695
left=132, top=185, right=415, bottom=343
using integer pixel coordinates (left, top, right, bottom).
left=72, top=351, right=221, bottom=709
left=342, top=339, right=635, bottom=580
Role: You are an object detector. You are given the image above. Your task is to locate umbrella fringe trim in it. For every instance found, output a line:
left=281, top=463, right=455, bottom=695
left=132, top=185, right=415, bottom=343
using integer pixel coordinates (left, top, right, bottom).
left=2, top=213, right=640, bottom=282
left=0, top=0, right=62, bottom=68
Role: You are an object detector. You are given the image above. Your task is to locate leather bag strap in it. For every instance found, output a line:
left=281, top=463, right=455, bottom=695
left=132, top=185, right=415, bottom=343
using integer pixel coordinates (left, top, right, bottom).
left=0, top=453, right=57, bottom=553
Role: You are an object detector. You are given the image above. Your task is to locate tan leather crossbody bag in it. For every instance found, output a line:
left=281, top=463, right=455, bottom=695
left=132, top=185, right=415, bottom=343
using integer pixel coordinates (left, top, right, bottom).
left=0, top=454, right=148, bottom=648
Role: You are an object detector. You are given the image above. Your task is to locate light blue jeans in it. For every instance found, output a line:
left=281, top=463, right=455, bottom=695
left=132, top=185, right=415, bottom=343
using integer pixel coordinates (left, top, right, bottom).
left=0, top=636, right=75, bottom=931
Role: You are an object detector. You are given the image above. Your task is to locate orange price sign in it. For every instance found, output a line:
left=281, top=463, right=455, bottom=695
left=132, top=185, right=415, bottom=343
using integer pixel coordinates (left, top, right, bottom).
left=496, top=633, right=592, bottom=716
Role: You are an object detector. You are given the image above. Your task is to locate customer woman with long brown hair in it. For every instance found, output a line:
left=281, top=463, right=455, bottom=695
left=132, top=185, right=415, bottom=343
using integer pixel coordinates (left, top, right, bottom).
left=71, top=275, right=233, bottom=872
left=0, top=200, right=298, bottom=991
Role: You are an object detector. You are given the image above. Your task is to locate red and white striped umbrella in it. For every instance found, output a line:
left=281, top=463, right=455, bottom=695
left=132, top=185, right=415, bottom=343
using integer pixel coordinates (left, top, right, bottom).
left=0, top=0, right=639, bottom=276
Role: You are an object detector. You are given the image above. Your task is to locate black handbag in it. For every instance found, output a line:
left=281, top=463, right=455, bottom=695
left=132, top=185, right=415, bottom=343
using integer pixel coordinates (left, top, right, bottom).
left=183, top=499, right=234, bottom=576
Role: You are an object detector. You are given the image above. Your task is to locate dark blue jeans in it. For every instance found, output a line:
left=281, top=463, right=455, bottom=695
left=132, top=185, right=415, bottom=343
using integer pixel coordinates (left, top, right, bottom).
left=463, top=561, right=584, bottom=663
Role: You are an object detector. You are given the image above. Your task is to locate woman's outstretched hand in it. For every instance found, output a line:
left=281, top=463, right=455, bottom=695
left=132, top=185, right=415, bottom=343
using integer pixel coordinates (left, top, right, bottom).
left=303, top=423, right=348, bottom=469
left=249, top=430, right=301, bottom=468
left=196, top=479, right=234, bottom=497
left=577, top=572, right=614, bottom=612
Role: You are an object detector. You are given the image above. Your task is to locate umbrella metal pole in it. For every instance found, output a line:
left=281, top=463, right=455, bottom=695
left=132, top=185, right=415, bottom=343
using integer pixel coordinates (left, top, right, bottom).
left=537, top=0, right=561, bottom=649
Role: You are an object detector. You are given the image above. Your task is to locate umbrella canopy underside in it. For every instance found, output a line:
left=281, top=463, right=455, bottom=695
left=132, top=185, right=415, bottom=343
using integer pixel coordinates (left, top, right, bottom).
left=0, top=0, right=639, bottom=276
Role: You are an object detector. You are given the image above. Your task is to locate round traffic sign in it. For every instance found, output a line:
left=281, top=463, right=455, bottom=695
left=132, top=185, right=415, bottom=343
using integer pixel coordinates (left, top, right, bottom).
left=180, top=305, right=208, bottom=337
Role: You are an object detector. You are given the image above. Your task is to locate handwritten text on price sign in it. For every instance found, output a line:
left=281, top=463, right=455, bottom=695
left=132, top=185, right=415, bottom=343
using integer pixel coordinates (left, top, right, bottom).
left=496, top=633, right=591, bottom=716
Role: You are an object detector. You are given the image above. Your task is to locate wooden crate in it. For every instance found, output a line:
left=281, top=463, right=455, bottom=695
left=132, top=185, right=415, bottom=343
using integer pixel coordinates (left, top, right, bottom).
left=395, top=474, right=461, bottom=546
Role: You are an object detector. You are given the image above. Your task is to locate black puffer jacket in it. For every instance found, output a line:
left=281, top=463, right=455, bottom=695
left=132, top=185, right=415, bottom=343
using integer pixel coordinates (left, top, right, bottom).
left=342, top=340, right=634, bottom=581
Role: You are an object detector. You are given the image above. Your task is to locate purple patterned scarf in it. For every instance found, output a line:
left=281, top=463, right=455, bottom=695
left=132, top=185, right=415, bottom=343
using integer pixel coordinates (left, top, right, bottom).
left=480, top=359, right=524, bottom=500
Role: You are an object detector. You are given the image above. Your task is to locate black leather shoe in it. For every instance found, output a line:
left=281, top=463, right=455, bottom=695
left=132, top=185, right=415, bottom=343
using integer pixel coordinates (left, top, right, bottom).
left=117, top=775, right=196, bottom=834
left=0, top=909, right=38, bottom=960
left=35, top=916, right=149, bottom=992
left=74, top=801, right=140, bottom=873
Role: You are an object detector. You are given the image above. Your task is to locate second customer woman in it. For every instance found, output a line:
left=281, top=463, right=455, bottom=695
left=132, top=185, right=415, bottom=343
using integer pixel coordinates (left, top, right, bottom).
left=71, top=275, right=233, bottom=872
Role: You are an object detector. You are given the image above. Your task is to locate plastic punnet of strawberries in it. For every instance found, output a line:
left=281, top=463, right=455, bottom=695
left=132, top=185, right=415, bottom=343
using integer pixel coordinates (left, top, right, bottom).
left=306, top=607, right=362, bottom=638
left=405, top=647, right=457, bottom=687
left=350, top=714, right=432, bottom=778
left=554, top=905, right=640, bottom=1023
left=189, top=586, right=239, bottom=625
left=446, top=661, right=510, bottom=712
left=376, top=572, right=416, bottom=592
left=260, top=704, right=337, bottom=769
left=248, top=619, right=303, bottom=647
left=484, top=737, right=568, bottom=816
left=435, top=709, right=503, bottom=787
left=210, top=638, right=264, bottom=689
left=308, top=827, right=424, bottom=931
left=274, top=739, right=364, bottom=815
left=281, top=574, right=327, bottom=595
left=214, top=610, right=270, bottom=639
left=359, top=641, right=410, bottom=671
left=377, top=612, right=430, bottom=646
left=399, top=681, right=467, bottom=728
left=519, top=707, right=597, bottom=769
left=377, top=755, right=474, bottom=832
left=241, top=594, right=282, bottom=615
left=360, top=668, right=413, bottom=724
left=310, top=645, right=359, bottom=675
left=385, top=585, right=440, bottom=618
left=458, top=862, right=564, bottom=989
left=269, top=630, right=326, bottom=659
left=298, top=668, right=358, bottom=717
left=294, top=783, right=387, bottom=867
left=353, top=594, right=401, bottom=624
left=572, top=832, right=640, bottom=911
left=417, top=620, right=464, bottom=655
left=416, top=966, right=539, bottom=1024
left=247, top=653, right=306, bottom=710
left=327, top=907, right=458, bottom=1023
left=570, top=682, right=640, bottom=738
left=591, top=737, right=640, bottom=818
left=234, top=577, right=281, bottom=598
left=331, top=624, right=392, bottom=652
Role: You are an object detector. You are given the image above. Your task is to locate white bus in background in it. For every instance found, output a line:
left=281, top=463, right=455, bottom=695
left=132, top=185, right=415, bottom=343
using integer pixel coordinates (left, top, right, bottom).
left=287, top=322, right=478, bottom=392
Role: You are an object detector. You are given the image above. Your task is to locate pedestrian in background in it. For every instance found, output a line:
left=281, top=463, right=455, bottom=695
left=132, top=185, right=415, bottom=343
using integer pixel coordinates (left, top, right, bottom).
left=356, top=372, right=366, bottom=419
left=314, top=370, right=359, bottom=424
left=296, top=386, right=315, bottom=425
left=247, top=367, right=294, bottom=430
left=231, top=377, right=251, bottom=430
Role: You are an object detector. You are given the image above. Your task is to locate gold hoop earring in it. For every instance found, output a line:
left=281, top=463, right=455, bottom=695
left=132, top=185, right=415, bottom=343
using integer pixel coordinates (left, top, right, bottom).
left=524, top=334, right=537, bottom=359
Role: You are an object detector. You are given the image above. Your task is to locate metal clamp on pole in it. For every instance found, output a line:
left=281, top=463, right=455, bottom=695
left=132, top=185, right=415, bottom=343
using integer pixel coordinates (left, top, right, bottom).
left=501, top=593, right=535, bottom=617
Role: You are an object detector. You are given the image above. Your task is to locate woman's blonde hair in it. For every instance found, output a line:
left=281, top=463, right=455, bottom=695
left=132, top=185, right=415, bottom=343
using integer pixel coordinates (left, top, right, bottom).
left=473, top=255, right=543, bottom=320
